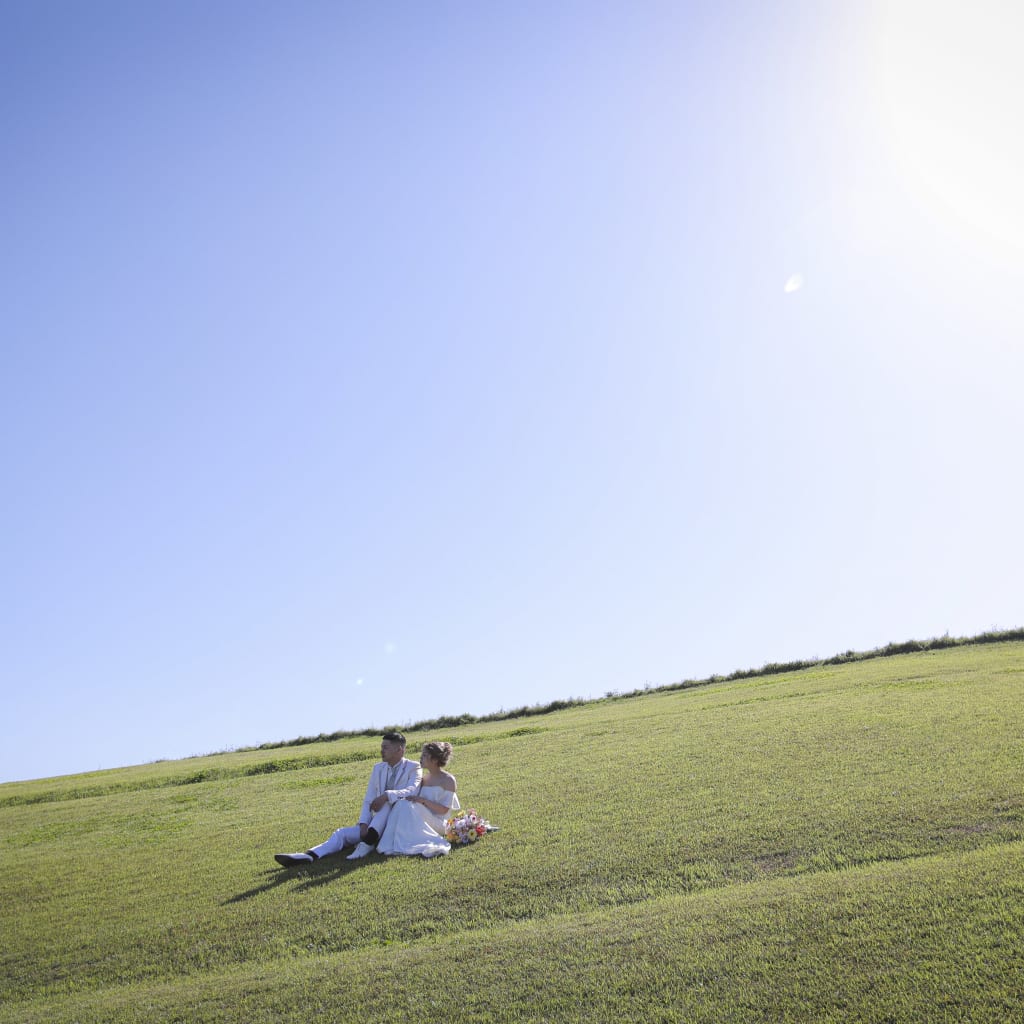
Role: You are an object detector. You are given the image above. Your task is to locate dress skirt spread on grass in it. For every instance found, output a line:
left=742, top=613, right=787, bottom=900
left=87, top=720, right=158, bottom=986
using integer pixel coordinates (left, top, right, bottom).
left=377, top=785, right=461, bottom=858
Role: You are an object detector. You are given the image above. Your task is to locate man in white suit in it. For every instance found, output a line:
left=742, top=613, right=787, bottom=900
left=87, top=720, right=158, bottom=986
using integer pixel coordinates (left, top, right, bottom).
left=274, top=731, right=422, bottom=866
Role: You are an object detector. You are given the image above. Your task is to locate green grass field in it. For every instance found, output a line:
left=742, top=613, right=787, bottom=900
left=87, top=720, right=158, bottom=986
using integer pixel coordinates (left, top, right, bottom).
left=2, top=641, right=1022, bottom=1022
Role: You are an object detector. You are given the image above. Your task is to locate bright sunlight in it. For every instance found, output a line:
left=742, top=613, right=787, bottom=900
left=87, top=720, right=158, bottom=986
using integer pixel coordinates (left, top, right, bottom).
left=878, top=1, right=1024, bottom=260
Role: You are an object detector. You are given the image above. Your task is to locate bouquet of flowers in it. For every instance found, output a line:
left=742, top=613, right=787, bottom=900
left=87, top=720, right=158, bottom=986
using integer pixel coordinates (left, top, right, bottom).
left=445, top=809, right=494, bottom=845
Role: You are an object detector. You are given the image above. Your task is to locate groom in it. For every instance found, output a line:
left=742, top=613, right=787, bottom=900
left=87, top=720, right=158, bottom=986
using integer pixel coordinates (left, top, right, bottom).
left=274, top=731, right=422, bottom=866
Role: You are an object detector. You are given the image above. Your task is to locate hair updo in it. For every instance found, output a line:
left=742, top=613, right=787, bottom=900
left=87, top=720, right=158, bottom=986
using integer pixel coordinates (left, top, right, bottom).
left=422, top=741, right=453, bottom=767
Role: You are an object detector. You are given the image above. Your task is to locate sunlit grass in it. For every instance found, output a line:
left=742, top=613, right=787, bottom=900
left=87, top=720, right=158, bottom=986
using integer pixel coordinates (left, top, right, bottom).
left=2, top=641, right=1022, bottom=1022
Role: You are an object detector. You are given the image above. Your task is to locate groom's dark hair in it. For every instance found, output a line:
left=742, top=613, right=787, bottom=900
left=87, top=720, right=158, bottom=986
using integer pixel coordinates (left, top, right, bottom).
left=382, top=731, right=407, bottom=746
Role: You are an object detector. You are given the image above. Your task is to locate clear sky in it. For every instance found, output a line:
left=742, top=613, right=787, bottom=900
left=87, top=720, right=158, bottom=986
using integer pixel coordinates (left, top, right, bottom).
left=3, top=1, right=1022, bottom=784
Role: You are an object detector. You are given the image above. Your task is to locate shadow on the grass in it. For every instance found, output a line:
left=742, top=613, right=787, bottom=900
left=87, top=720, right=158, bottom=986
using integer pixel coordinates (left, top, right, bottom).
left=224, top=850, right=374, bottom=903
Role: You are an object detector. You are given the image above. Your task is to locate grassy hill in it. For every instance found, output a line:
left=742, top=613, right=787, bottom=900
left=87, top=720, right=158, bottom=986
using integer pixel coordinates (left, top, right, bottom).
left=2, top=641, right=1022, bottom=1022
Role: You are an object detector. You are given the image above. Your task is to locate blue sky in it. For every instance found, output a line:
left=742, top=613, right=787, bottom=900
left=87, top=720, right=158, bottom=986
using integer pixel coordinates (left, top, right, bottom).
left=3, top=1, right=1022, bottom=783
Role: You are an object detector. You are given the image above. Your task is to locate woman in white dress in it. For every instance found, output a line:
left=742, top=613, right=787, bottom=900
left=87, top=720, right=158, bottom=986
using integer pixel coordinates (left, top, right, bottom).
left=376, top=741, right=460, bottom=858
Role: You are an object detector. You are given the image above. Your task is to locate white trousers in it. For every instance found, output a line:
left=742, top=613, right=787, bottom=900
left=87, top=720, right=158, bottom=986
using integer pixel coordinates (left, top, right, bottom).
left=308, top=804, right=393, bottom=858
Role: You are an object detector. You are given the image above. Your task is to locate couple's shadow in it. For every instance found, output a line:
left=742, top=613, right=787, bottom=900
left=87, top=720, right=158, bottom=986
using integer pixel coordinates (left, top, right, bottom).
left=224, top=851, right=377, bottom=904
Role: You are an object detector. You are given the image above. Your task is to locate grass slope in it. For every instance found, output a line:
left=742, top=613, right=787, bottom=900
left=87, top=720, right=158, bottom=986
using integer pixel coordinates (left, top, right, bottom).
left=2, top=642, right=1022, bottom=1022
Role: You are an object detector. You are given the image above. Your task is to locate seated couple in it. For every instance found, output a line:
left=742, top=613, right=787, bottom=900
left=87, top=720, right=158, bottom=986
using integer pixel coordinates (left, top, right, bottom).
left=275, top=732, right=459, bottom=865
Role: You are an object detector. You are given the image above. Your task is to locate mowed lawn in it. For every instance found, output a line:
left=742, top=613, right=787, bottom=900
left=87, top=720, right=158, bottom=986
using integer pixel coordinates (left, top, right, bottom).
left=2, top=642, right=1022, bottom=1022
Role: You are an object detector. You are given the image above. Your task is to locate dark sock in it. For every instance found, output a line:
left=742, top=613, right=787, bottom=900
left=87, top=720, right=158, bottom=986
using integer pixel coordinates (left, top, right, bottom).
left=364, top=828, right=380, bottom=847
left=304, top=850, right=319, bottom=861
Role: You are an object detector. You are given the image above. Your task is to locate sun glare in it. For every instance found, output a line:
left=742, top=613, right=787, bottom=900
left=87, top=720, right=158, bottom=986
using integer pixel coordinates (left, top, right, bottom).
left=878, top=1, right=1024, bottom=258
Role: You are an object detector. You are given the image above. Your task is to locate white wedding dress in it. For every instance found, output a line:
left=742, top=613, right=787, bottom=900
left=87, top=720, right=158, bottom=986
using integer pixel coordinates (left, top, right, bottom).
left=377, top=785, right=461, bottom=858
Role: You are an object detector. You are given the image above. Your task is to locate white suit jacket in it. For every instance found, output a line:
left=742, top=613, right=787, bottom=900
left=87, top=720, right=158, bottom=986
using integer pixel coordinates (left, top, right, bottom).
left=359, top=757, right=422, bottom=824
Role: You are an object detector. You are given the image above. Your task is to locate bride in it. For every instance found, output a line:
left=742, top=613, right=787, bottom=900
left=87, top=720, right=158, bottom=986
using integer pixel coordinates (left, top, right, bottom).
left=376, top=741, right=460, bottom=858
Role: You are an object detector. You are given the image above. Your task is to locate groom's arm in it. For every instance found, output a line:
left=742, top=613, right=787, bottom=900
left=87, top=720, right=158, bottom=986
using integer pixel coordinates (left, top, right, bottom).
left=388, top=761, right=423, bottom=803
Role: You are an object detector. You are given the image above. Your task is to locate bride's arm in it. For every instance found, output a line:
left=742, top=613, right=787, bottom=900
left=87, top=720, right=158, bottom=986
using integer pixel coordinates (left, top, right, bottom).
left=409, top=791, right=454, bottom=815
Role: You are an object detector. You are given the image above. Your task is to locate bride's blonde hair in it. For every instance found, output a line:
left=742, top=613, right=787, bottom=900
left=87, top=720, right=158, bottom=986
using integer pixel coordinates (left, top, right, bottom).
left=422, top=741, right=453, bottom=766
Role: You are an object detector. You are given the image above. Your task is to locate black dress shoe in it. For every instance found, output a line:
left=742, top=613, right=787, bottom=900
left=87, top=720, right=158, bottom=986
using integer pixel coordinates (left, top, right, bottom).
left=274, top=852, right=316, bottom=867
